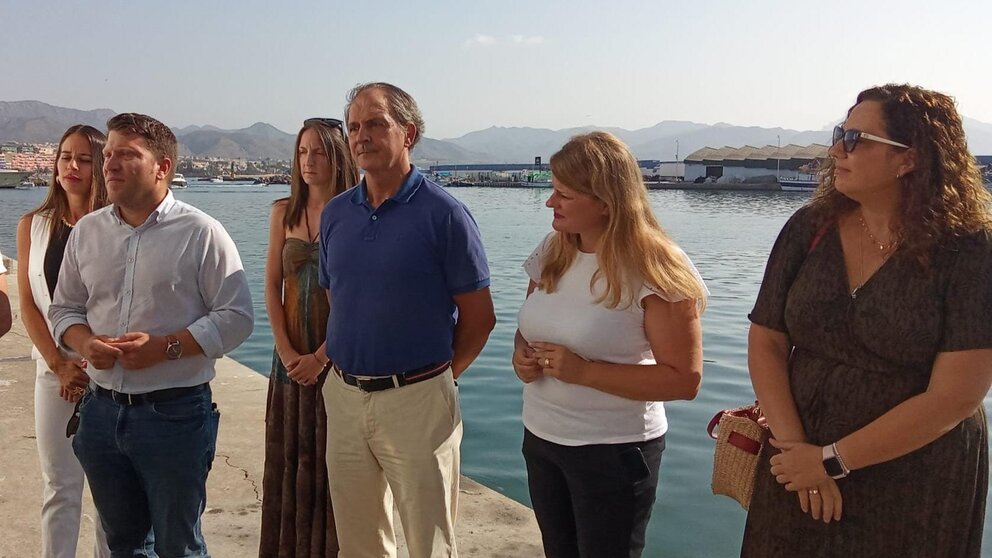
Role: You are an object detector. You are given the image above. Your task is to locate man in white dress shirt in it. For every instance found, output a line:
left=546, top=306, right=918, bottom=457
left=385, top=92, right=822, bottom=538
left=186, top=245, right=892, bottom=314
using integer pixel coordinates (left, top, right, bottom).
left=49, top=113, right=254, bottom=557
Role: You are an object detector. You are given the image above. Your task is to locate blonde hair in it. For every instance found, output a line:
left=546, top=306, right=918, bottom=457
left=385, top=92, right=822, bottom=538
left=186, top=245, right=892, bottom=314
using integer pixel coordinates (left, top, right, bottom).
left=540, top=131, right=707, bottom=310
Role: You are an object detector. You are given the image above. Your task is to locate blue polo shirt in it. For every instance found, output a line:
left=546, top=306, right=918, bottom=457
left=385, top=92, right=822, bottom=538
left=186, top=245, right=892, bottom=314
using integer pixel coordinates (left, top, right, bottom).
left=318, top=167, right=490, bottom=376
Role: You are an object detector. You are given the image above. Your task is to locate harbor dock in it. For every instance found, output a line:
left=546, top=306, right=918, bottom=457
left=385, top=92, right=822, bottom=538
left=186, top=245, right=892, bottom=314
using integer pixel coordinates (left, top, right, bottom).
left=0, top=259, right=543, bottom=557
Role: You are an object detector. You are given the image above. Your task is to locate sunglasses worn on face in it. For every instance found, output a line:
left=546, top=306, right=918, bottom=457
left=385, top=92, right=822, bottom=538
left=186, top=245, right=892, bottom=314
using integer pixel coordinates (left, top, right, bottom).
left=832, top=126, right=910, bottom=153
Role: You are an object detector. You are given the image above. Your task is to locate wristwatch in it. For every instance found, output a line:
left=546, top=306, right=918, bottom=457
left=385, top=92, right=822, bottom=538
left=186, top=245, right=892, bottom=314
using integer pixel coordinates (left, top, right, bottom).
left=165, top=335, right=183, bottom=360
left=822, top=442, right=850, bottom=479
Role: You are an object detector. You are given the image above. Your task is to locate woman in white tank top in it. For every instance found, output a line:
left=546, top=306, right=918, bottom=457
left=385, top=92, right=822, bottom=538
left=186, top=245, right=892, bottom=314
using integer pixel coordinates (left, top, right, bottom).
left=15, top=125, right=111, bottom=558
left=513, top=132, right=709, bottom=558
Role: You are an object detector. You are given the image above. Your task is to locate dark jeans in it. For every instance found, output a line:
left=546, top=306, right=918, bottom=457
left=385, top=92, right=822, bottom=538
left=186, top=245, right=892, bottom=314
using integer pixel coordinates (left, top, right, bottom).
left=72, top=386, right=220, bottom=558
left=522, top=428, right=665, bottom=558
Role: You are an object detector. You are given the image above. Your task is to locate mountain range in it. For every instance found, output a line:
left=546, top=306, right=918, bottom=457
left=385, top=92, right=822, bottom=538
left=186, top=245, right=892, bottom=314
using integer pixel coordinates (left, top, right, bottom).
left=3, top=100, right=991, bottom=164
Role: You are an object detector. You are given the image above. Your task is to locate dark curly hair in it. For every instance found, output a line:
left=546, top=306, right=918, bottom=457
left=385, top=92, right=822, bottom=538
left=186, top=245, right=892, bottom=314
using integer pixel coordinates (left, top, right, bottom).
left=810, top=84, right=992, bottom=264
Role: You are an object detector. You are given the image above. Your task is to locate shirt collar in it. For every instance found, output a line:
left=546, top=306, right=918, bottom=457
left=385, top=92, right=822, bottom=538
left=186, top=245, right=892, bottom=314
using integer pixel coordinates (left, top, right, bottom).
left=112, top=190, right=177, bottom=228
left=349, top=166, right=424, bottom=207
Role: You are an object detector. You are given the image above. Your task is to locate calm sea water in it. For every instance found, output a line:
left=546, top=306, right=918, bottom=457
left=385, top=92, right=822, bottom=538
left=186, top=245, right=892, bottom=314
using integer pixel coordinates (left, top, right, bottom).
left=2, top=183, right=989, bottom=557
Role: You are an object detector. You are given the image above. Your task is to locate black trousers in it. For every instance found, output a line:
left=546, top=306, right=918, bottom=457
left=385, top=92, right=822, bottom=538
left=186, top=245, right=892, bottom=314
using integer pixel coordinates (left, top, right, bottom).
left=522, top=428, right=665, bottom=558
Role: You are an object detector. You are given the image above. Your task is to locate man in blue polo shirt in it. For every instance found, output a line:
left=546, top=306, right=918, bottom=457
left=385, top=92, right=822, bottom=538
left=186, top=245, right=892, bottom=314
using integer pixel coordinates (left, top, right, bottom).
left=318, top=82, right=495, bottom=558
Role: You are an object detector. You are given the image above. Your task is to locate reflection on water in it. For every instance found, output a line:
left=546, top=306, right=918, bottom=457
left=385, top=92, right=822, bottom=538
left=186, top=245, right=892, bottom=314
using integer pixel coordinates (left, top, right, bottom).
left=3, top=185, right=990, bottom=558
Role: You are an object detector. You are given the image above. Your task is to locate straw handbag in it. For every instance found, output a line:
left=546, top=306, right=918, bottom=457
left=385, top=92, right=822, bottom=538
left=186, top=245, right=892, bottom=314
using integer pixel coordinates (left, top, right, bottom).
left=707, top=402, right=769, bottom=510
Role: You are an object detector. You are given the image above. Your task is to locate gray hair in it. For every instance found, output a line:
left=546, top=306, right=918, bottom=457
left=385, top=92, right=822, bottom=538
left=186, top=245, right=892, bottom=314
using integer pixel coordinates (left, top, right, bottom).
left=345, top=82, right=425, bottom=149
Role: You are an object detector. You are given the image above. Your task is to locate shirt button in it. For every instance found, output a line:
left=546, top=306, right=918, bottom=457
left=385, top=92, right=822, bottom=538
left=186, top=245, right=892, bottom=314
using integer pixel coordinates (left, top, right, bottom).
left=371, top=215, right=378, bottom=221
left=127, top=258, right=134, bottom=263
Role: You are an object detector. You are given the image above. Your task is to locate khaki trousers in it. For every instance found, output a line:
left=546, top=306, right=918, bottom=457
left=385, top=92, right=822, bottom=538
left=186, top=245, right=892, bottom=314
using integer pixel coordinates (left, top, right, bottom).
left=323, top=368, right=461, bottom=558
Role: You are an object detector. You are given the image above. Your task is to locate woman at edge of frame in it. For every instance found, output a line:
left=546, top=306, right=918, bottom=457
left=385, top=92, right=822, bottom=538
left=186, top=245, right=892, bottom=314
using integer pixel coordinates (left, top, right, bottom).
left=16, top=124, right=111, bottom=557
left=742, top=84, right=992, bottom=557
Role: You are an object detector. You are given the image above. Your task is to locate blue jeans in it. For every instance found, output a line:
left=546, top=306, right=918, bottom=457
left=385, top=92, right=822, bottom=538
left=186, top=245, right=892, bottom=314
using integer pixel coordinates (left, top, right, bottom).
left=72, top=386, right=220, bottom=558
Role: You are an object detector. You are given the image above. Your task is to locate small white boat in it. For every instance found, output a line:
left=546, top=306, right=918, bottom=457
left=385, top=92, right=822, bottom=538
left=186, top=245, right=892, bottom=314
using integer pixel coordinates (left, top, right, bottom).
left=15, top=179, right=35, bottom=190
left=170, top=173, right=188, bottom=189
left=210, top=176, right=224, bottom=183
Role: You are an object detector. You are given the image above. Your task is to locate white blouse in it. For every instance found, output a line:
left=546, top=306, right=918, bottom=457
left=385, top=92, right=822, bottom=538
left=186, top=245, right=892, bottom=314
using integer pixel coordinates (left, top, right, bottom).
left=517, top=233, right=706, bottom=446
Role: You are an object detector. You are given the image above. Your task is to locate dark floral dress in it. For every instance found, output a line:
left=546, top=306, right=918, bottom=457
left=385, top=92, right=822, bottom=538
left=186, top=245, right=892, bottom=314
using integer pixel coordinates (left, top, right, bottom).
left=741, top=206, right=991, bottom=557
left=260, top=238, right=336, bottom=557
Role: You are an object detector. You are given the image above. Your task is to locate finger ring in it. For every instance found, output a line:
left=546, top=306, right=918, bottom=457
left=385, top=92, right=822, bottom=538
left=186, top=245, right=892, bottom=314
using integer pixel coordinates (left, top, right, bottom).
left=543, top=358, right=550, bottom=367
left=810, top=488, right=819, bottom=495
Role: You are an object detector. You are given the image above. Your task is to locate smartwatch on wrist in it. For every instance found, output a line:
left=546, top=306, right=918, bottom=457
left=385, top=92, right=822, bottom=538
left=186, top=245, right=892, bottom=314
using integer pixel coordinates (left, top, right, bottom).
left=822, top=442, right=850, bottom=479
left=165, top=335, right=183, bottom=360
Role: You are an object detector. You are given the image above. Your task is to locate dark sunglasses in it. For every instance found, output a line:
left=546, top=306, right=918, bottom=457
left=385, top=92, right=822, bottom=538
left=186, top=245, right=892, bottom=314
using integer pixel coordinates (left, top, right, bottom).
left=65, top=399, right=81, bottom=438
left=832, top=125, right=910, bottom=153
left=304, top=118, right=343, bottom=130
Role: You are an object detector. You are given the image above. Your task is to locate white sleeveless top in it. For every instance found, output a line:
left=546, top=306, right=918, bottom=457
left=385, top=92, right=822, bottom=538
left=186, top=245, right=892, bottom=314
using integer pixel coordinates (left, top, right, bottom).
left=517, top=232, right=707, bottom=446
left=27, top=212, right=74, bottom=362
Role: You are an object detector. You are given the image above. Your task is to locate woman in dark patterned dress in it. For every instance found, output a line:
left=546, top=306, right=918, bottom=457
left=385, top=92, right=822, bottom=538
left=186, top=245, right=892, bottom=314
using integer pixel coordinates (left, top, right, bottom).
left=742, top=84, right=992, bottom=557
left=260, top=118, right=359, bottom=557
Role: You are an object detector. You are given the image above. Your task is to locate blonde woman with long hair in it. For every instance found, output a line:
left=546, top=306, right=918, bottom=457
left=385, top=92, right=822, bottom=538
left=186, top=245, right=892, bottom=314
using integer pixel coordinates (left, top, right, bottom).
left=513, top=131, right=708, bottom=558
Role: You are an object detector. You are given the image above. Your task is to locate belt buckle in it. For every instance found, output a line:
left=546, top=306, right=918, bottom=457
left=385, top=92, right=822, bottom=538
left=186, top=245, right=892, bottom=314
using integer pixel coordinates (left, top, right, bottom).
left=354, top=377, right=372, bottom=392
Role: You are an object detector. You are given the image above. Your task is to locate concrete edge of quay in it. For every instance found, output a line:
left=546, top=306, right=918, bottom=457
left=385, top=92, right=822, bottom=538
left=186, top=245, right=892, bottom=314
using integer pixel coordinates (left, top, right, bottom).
left=0, top=259, right=544, bottom=557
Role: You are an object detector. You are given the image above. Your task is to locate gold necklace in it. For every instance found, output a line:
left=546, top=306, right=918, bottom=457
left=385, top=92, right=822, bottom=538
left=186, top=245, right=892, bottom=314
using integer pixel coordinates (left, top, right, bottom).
left=852, top=225, right=864, bottom=299
left=858, top=214, right=896, bottom=252
left=851, top=218, right=895, bottom=299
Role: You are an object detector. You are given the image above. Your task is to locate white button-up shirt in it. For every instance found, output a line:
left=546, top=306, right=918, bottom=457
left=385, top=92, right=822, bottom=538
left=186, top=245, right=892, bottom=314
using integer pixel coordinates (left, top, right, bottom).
left=50, top=192, right=254, bottom=393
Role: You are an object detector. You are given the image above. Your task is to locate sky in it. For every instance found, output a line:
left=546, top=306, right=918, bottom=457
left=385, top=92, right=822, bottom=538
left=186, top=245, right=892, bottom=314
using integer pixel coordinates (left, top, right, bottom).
left=2, top=0, right=990, bottom=139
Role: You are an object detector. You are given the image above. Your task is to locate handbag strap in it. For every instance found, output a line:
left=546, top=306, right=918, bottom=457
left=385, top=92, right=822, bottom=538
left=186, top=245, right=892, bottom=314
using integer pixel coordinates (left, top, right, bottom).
left=707, top=402, right=764, bottom=440
left=808, top=222, right=830, bottom=255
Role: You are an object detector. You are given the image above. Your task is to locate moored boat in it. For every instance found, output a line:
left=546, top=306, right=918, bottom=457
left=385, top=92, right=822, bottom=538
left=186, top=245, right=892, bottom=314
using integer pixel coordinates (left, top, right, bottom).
left=0, top=170, right=33, bottom=189
left=170, top=173, right=189, bottom=189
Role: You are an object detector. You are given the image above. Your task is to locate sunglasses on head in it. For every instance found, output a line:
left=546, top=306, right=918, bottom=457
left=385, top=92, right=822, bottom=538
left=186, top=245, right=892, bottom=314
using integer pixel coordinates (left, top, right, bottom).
left=832, top=126, right=910, bottom=153
left=304, top=118, right=344, bottom=130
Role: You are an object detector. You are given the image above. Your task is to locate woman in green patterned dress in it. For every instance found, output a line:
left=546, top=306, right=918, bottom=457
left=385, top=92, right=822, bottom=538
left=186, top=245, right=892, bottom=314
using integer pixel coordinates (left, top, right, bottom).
left=260, top=118, right=359, bottom=557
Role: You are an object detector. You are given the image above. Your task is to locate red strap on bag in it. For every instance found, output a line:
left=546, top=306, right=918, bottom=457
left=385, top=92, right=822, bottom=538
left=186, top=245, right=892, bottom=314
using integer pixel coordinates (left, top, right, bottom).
left=727, top=431, right=762, bottom=455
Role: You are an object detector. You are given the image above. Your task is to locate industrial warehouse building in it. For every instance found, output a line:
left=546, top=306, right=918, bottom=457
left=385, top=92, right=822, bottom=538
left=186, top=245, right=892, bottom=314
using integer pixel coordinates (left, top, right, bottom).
left=684, top=144, right=829, bottom=183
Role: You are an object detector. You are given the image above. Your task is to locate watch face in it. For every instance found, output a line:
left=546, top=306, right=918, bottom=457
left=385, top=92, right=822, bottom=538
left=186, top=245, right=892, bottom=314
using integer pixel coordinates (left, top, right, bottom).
left=166, top=340, right=182, bottom=359
left=823, top=457, right=844, bottom=478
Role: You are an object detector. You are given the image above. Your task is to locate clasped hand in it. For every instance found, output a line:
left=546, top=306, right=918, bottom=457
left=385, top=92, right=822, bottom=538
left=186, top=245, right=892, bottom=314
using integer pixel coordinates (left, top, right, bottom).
left=769, top=439, right=843, bottom=523
left=283, top=352, right=324, bottom=386
left=529, top=342, right=587, bottom=384
left=81, top=332, right=167, bottom=370
left=52, top=356, right=90, bottom=402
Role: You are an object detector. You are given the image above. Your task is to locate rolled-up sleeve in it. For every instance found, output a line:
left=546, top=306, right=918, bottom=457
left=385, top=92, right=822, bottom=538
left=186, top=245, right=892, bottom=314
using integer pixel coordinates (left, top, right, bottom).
left=186, top=222, right=254, bottom=358
left=50, top=229, right=91, bottom=350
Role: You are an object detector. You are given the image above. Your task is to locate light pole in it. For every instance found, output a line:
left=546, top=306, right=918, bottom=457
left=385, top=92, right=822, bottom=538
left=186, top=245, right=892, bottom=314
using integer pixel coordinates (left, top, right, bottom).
left=776, top=135, right=781, bottom=178
left=675, top=139, right=680, bottom=161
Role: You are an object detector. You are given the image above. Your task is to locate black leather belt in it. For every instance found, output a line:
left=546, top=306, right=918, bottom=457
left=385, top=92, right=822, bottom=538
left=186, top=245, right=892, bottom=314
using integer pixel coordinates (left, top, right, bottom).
left=93, top=383, right=209, bottom=406
left=335, top=361, right=451, bottom=393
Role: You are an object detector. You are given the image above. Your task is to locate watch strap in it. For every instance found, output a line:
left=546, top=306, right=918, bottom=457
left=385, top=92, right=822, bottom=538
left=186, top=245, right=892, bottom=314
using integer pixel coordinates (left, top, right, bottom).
left=822, top=442, right=850, bottom=479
